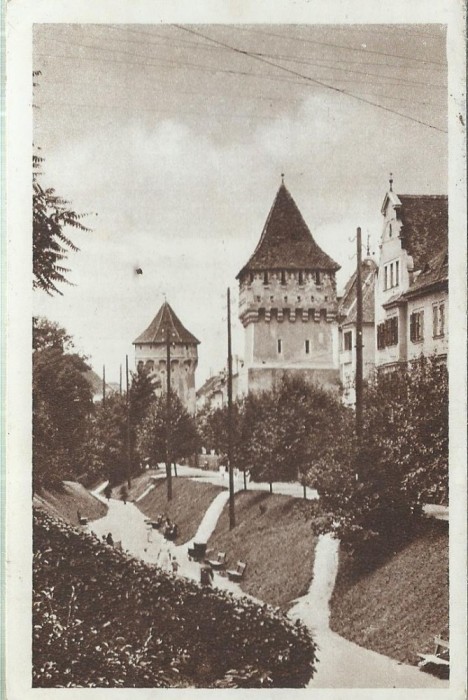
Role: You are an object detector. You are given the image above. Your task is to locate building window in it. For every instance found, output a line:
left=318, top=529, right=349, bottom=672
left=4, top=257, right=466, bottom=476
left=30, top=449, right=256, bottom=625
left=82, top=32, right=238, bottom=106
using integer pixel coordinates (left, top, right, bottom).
left=343, top=331, right=352, bottom=351
left=263, top=271, right=269, bottom=285
left=277, top=339, right=282, bottom=354
left=299, top=270, right=304, bottom=285
left=433, top=302, right=445, bottom=337
left=284, top=296, right=288, bottom=303
left=385, top=316, right=398, bottom=346
left=305, top=339, right=310, bottom=354
left=384, top=259, right=400, bottom=290
left=281, top=270, right=286, bottom=285
left=410, top=310, right=424, bottom=342
left=314, top=271, right=321, bottom=286
left=249, top=272, right=254, bottom=285
left=377, top=322, right=386, bottom=349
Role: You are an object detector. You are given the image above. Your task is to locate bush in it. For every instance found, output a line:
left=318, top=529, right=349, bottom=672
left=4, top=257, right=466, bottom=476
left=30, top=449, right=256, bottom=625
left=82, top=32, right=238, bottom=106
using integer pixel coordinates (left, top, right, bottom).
left=33, top=509, right=316, bottom=688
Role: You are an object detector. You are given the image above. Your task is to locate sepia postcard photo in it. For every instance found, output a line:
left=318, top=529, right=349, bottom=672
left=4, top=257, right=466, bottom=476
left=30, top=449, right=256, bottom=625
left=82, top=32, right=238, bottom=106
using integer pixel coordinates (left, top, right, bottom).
left=4, top=0, right=467, bottom=697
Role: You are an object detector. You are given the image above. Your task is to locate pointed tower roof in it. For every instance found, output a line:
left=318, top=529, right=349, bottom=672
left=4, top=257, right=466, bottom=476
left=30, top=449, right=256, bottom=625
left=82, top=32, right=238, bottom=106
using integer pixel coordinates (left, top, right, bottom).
left=237, top=183, right=340, bottom=278
left=133, top=301, right=200, bottom=345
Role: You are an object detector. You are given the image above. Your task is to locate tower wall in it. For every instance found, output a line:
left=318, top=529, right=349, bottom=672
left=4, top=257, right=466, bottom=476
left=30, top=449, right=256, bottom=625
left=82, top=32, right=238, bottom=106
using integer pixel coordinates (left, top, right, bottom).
left=134, top=342, right=198, bottom=414
left=239, top=269, right=339, bottom=392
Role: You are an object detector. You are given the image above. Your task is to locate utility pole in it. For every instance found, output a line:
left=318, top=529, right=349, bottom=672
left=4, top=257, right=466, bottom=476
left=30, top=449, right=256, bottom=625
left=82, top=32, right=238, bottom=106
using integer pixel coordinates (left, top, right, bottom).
left=355, top=226, right=363, bottom=442
left=125, top=354, right=131, bottom=488
left=119, top=364, right=122, bottom=395
left=165, top=327, right=173, bottom=501
left=227, top=287, right=236, bottom=529
left=102, top=364, right=106, bottom=406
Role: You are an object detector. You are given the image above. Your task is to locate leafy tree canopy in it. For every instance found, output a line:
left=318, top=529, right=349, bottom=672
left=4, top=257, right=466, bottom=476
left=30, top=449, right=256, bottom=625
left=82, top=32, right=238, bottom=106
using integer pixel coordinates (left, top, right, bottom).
left=33, top=154, right=91, bottom=295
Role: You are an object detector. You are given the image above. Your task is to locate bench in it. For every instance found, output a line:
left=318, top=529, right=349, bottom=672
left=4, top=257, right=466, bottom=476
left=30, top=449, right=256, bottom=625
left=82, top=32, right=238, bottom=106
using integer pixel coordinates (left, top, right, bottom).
left=188, top=542, right=207, bottom=561
left=207, top=552, right=226, bottom=570
left=418, top=637, right=449, bottom=677
left=226, top=561, right=247, bottom=582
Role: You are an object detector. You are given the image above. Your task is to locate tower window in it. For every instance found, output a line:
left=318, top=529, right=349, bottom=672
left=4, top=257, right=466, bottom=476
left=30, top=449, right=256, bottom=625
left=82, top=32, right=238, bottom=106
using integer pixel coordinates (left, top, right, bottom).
left=305, top=339, right=310, bottom=354
left=324, top=296, right=328, bottom=302
left=284, top=296, right=288, bottom=303
left=263, top=271, right=269, bottom=285
left=314, top=271, right=322, bottom=286
left=277, top=339, right=282, bottom=354
left=255, top=295, right=261, bottom=302
left=281, top=270, right=286, bottom=285
left=297, top=296, right=301, bottom=302
left=311, top=296, right=315, bottom=302
left=299, top=271, right=304, bottom=285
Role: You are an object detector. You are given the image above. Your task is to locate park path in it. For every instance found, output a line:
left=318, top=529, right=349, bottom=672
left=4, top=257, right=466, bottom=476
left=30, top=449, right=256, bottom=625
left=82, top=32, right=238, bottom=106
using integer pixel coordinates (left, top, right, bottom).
left=89, top=479, right=447, bottom=689
left=288, top=534, right=448, bottom=688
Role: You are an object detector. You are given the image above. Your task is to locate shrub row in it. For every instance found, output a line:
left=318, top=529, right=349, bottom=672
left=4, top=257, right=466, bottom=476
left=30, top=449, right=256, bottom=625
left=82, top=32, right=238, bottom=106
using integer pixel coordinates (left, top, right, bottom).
left=33, top=508, right=316, bottom=688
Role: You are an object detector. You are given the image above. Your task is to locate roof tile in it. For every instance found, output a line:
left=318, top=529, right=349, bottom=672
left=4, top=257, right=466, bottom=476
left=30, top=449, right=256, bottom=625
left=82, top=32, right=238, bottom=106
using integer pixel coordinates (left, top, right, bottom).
left=133, top=302, right=200, bottom=345
left=237, top=183, right=340, bottom=278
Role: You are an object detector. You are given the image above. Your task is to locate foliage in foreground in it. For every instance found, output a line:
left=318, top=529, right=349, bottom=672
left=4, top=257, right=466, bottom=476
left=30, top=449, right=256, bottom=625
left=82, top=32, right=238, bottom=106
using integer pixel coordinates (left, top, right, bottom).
left=33, top=154, right=91, bottom=295
left=33, top=509, right=316, bottom=688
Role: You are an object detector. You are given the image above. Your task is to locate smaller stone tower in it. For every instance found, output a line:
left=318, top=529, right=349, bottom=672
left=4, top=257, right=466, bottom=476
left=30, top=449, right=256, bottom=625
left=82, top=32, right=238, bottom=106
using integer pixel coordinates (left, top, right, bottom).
left=133, top=301, right=199, bottom=415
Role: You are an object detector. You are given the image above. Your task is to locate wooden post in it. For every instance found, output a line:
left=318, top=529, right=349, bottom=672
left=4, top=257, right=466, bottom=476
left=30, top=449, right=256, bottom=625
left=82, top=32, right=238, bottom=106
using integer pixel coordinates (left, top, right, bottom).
left=355, top=226, right=363, bottom=443
left=227, top=288, right=236, bottom=529
left=126, top=355, right=131, bottom=488
left=166, top=328, right=173, bottom=501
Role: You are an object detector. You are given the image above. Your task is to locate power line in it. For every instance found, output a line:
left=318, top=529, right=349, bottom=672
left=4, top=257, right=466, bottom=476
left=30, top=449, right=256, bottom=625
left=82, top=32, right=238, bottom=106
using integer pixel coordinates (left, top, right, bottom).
left=173, top=25, right=447, bottom=133
left=236, top=25, right=446, bottom=67
left=42, top=77, right=445, bottom=108
left=45, top=35, right=446, bottom=90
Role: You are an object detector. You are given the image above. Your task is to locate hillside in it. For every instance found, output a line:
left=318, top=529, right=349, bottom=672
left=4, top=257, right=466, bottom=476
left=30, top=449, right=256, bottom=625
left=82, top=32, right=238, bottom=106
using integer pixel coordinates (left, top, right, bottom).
left=208, top=491, right=318, bottom=610
left=136, top=477, right=223, bottom=544
left=33, top=509, right=316, bottom=688
left=33, top=481, right=107, bottom=525
left=330, top=520, right=449, bottom=664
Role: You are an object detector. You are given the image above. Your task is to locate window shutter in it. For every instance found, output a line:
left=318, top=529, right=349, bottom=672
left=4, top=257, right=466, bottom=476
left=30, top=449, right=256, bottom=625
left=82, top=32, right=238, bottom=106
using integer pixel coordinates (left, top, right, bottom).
left=433, top=304, right=438, bottom=337
left=420, top=310, right=424, bottom=340
left=439, top=304, right=444, bottom=335
left=410, top=314, right=415, bottom=342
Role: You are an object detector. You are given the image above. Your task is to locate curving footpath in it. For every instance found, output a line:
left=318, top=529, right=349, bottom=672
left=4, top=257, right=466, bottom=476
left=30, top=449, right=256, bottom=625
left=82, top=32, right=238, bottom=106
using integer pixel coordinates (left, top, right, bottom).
left=89, top=479, right=447, bottom=689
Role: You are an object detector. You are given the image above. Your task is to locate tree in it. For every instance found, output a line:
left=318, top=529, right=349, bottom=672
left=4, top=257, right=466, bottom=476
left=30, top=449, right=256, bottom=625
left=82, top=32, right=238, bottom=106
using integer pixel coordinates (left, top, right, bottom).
left=33, top=318, right=94, bottom=490
left=33, top=155, right=91, bottom=295
left=128, top=366, right=157, bottom=470
left=306, top=356, right=449, bottom=557
left=137, top=392, right=199, bottom=468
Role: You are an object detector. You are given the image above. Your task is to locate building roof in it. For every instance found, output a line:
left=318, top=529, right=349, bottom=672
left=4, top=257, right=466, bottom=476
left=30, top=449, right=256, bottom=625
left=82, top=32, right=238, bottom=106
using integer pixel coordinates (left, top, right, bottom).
left=237, top=183, right=340, bottom=278
left=338, top=258, right=377, bottom=324
left=397, top=194, right=448, bottom=271
left=402, top=247, right=448, bottom=300
left=133, top=301, right=200, bottom=345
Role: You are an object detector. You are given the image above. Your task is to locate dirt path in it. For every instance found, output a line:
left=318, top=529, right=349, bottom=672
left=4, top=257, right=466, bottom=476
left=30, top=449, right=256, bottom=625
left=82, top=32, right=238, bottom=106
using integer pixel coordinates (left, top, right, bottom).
left=89, top=481, right=447, bottom=689
left=289, top=533, right=448, bottom=689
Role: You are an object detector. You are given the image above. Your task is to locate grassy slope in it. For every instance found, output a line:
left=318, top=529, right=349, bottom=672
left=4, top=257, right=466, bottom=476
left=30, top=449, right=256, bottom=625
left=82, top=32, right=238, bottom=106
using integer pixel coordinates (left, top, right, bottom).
left=111, top=470, right=159, bottom=501
left=137, top=478, right=223, bottom=545
left=208, top=491, right=317, bottom=610
left=330, top=521, right=449, bottom=664
left=33, top=481, right=107, bottom=525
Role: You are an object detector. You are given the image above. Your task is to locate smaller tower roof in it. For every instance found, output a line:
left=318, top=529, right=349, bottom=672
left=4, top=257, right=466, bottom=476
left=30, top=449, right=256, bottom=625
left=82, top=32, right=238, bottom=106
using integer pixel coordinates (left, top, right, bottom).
left=133, top=301, right=200, bottom=345
left=237, top=182, right=340, bottom=278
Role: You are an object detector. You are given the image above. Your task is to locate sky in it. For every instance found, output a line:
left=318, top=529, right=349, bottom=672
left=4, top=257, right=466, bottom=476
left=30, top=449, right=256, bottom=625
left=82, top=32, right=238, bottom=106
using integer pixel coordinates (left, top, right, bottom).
left=32, top=24, right=448, bottom=387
